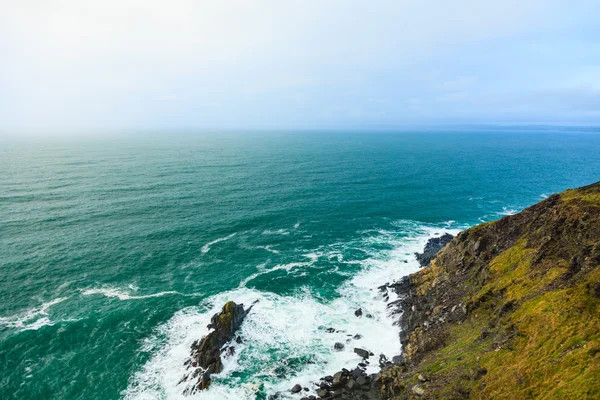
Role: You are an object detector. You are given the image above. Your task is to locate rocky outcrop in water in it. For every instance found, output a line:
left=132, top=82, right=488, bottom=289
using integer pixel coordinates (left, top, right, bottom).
left=180, top=301, right=253, bottom=394
left=414, top=233, right=454, bottom=267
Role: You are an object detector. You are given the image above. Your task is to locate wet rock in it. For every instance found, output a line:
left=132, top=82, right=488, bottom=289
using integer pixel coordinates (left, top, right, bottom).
left=378, top=354, right=388, bottom=368
left=353, top=334, right=362, bottom=340
left=332, top=371, right=344, bottom=387
left=334, top=342, right=345, bottom=351
left=415, top=233, right=454, bottom=267
left=181, top=301, right=253, bottom=394
left=325, top=327, right=336, bottom=333
left=354, top=308, right=363, bottom=317
left=291, top=384, right=302, bottom=393
left=354, top=348, right=370, bottom=359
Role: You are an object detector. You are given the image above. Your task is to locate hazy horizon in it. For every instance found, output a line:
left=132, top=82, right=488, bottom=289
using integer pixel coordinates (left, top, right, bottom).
left=2, top=1, right=600, bottom=135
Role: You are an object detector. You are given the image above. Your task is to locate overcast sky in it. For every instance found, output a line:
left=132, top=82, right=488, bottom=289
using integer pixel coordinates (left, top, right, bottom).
left=1, top=0, right=599, bottom=133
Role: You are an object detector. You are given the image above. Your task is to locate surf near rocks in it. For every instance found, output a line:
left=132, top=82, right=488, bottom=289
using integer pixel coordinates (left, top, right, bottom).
left=414, top=233, right=454, bottom=267
left=180, top=301, right=253, bottom=394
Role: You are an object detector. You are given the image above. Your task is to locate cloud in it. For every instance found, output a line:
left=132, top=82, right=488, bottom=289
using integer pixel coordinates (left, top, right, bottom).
left=0, top=0, right=599, bottom=133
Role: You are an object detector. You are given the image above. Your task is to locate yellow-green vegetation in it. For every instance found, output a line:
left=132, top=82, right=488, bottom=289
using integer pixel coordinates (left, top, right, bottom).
left=381, top=182, right=600, bottom=399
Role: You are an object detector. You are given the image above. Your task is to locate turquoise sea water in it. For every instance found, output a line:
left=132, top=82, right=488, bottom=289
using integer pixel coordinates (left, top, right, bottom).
left=1, top=130, right=600, bottom=399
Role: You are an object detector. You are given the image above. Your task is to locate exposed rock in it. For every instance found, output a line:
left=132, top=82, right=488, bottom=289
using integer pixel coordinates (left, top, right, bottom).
left=354, top=308, right=363, bottom=317
left=412, top=385, right=425, bottom=396
left=181, top=301, right=253, bottom=394
left=334, top=342, right=345, bottom=351
left=354, top=348, right=370, bottom=359
left=415, top=233, right=454, bottom=267
left=291, top=384, right=302, bottom=393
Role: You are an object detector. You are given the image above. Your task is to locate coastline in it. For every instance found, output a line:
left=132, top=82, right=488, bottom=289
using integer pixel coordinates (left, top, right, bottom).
left=184, top=182, right=600, bottom=400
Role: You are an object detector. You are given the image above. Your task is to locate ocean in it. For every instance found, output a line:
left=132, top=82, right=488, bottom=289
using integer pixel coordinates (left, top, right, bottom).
left=1, top=130, right=599, bottom=399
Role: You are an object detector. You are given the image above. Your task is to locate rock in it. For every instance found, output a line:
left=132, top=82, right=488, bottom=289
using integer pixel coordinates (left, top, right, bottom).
left=366, top=313, right=373, bottom=319
left=415, top=233, right=454, bottom=267
left=356, top=375, right=369, bottom=386
left=412, top=385, right=425, bottom=396
left=354, top=348, right=370, bottom=359
left=354, top=308, right=363, bottom=317
left=316, top=388, right=329, bottom=398
left=418, top=374, right=427, bottom=382
left=353, top=334, right=362, bottom=340
left=332, top=371, right=344, bottom=387
left=325, top=327, right=336, bottom=333
left=476, top=367, right=488, bottom=379
left=323, top=375, right=333, bottom=382
left=334, top=342, right=345, bottom=351
left=181, top=301, right=253, bottom=394
left=480, top=327, right=490, bottom=339
left=291, top=384, right=302, bottom=393
left=379, top=354, right=388, bottom=368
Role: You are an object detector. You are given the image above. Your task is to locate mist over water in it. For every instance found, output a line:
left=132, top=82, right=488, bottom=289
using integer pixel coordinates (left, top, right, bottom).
left=1, top=131, right=599, bottom=399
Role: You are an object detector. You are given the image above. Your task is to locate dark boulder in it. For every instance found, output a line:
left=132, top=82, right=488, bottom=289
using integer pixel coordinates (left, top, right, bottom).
left=354, top=308, right=363, bottom=317
left=291, top=384, right=302, bottom=393
left=354, top=348, right=370, bottom=359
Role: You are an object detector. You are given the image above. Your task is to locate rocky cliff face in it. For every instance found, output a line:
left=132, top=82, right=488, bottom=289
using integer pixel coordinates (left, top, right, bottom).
left=378, top=182, right=600, bottom=399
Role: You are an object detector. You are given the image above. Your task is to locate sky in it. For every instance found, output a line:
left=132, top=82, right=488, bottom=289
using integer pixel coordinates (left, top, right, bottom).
left=1, top=0, right=600, bottom=134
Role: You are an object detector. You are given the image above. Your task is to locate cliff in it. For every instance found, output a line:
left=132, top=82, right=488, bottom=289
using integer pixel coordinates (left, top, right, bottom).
left=378, top=182, right=600, bottom=399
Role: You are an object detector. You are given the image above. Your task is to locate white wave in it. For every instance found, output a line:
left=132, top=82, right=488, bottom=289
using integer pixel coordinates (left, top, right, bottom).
left=261, top=229, right=290, bottom=236
left=540, top=193, right=549, bottom=199
left=497, top=206, right=518, bottom=216
left=0, top=297, right=69, bottom=331
left=125, top=222, right=463, bottom=400
left=293, top=222, right=300, bottom=229
left=255, top=245, right=280, bottom=255
left=239, top=260, right=315, bottom=288
left=201, top=233, right=237, bottom=254
left=81, top=287, right=201, bottom=300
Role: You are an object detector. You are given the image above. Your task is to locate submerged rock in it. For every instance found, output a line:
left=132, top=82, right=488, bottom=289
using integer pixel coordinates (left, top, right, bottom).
left=181, top=301, right=253, bottom=394
left=415, top=233, right=454, bottom=267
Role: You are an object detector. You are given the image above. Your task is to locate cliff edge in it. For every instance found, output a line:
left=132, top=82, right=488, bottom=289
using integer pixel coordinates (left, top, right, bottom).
left=379, top=182, right=600, bottom=399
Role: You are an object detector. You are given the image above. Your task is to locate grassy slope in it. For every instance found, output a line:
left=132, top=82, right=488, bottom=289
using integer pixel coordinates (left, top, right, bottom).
left=378, top=183, right=600, bottom=399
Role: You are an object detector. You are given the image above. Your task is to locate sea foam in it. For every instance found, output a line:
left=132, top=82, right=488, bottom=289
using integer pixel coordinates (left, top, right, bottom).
left=124, top=222, right=462, bottom=400
left=0, top=297, right=69, bottom=331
